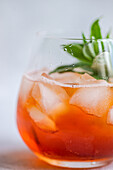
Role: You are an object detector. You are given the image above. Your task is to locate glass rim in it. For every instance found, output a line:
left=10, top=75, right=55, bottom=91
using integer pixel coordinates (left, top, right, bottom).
left=24, top=71, right=113, bottom=88
left=35, top=31, right=113, bottom=41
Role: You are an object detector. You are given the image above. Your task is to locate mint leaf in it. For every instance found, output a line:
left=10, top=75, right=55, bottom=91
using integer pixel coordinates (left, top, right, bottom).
left=82, top=33, right=87, bottom=44
left=63, top=44, right=92, bottom=63
left=49, top=62, right=92, bottom=74
left=101, top=41, right=105, bottom=51
left=92, top=40, right=99, bottom=55
left=106, top=29, right=111, bottom=38
left=83, top=43, right=95, bottom=60
left=90, top=19, right=102, bottom=39
left=92, top=74, right=103, bottom=80
left=49, top=64, right=74, bottom=74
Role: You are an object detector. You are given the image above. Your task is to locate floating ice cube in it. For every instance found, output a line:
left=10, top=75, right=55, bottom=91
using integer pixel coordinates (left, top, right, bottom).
left=70, top=86, right=112, bottom=117
left=50, top=72, right=105, bottom=86
left=20, top=76, right=34, bottom=104
left=26, top=68, right=49, bottom=81
left=32, top=82, right=41, bottom=103
left=80, top=73, right=95, bottom=81
left=28, top=106, right=57, bottom=132
left=107, top=106, right=113, bottom=125
left=50, top=72, right=81, bottom=84
left=39, top=83, right=62, bottom=112
left=32, top=80, right=68, bottom=114
left=80, top=74, right=108, bottom=86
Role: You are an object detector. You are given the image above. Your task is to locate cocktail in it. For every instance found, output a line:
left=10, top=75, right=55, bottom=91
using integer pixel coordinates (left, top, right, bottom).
left=17, top=19, right=113, bottom=168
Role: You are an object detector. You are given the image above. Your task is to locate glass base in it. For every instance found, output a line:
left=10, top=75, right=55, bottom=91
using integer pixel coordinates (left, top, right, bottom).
left=36, top=154, right=112, bottom=168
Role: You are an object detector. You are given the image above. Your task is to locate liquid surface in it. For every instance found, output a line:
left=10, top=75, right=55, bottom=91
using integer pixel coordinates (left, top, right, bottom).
left=17, top=70, right=113, bottom=161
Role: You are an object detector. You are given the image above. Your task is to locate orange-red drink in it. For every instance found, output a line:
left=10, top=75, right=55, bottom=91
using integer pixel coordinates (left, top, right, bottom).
left=17, top=70, right=113, bottom=167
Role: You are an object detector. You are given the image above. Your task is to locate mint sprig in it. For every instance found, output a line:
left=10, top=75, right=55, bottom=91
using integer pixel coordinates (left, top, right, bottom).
left=50, top=18, right=113, bottom=81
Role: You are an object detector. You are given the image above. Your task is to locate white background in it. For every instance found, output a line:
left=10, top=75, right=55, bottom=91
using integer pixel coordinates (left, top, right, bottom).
left=0, top=0, right=113, bottom=150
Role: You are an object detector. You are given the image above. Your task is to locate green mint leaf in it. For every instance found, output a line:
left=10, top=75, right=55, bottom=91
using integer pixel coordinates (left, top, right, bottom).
left=101, top=41, right=105, bottom=51
left=92, top=74, right=103, bottom=80
left=49, top=64, right=74, bottom=74
left=78, top=44, right=84, bottom=47
left=83, top=43, right=96, bottom=60
left=82, top=33, right=87, bottom=44
left=106, top=29, right=111, bottom=38
left=92, top=40, right=99, bottom=55
left=49, top=62, right=92, bottom=74
left=63, top=44, right=91, bottom=63
left=78, top=64, right=94, bottom=73
left=90, top=19, right=102, bottom=39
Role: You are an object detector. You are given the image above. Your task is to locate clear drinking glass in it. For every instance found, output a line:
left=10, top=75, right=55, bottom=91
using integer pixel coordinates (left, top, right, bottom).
left=17, top=32, right=113, bottom=168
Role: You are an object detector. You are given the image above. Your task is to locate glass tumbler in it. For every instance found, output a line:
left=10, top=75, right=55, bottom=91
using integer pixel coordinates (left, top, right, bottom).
left=17, top=32, right=113, bottom=168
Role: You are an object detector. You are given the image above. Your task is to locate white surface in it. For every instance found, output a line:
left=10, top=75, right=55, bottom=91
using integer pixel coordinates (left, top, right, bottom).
left=0, top=0, right=113, bottom=169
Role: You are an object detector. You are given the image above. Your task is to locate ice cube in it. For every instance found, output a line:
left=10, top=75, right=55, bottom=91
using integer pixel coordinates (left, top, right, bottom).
left=20, top=76, right=34, bottom=104
left=32, top=81, right=68, bottom=114
left=41, top=72, right=53, bottom=80
left=80, top=73, right=108, bottom=85
left=80, top=73, right=95, bottom=81
left=42, top=72, right=77, bottom=96
left=50, top=72, right=102, bottom=85
left=70, top=86, right=112, bottom=117
left=20, top=69, right=49, bottom=104
left=41, top=73, right=69, bottom=100
left=50, top=72, right=81, bottom=84
left=107, top=106, right=113, bottom=125
left=27, top=68, right=49, bottom=81
left=31, top=82, right=41, bottom=104
left=28, top=106, right=57, bottom=132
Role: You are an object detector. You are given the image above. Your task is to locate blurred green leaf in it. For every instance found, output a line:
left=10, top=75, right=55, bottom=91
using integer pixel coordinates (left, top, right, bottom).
left=63, top=44, right=92, bottom=63
left=49, top=62, right=92, bottom=74
left=106, top=29, right=111, bottom=38
left=92, top=40, right=99, bottom=55
left=90, top=19, right=102, bottom=39
left=82, top=33, right=87, bottom=44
